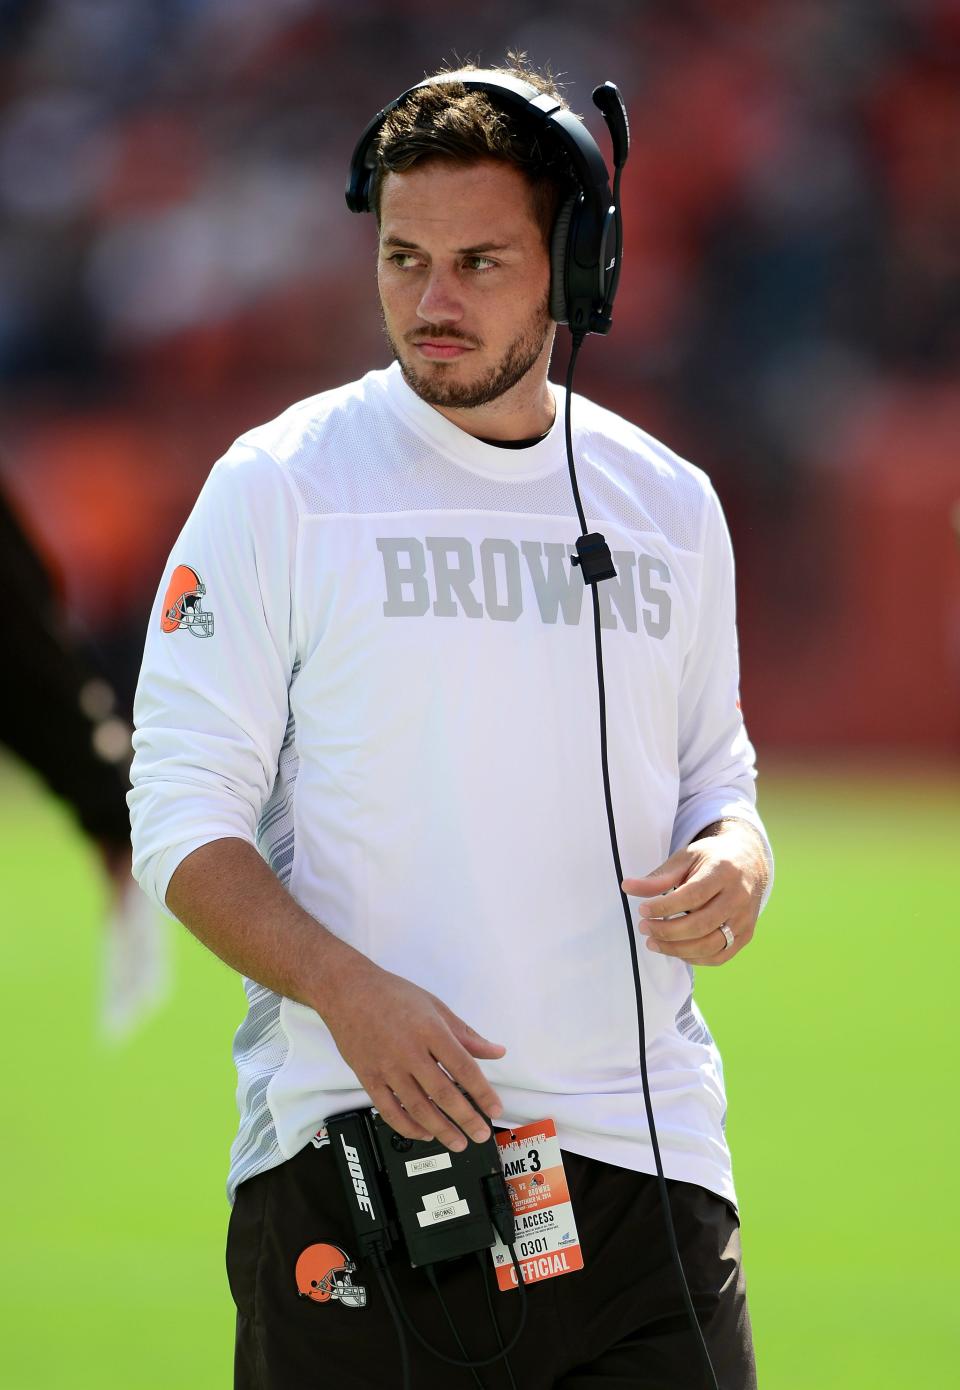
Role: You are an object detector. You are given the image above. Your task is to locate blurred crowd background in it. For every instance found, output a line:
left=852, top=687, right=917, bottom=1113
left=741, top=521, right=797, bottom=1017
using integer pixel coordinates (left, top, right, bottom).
left=1, top=0, right=958, bottom=757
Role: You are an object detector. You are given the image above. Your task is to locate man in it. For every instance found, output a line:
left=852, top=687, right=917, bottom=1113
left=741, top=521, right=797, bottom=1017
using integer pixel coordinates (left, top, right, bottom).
left=130, top=58, right=771, bottom=1389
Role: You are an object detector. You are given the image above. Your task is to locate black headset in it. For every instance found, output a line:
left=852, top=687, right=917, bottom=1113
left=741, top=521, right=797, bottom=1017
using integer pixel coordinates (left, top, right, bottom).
left=345, top=71, right=630, bottom=337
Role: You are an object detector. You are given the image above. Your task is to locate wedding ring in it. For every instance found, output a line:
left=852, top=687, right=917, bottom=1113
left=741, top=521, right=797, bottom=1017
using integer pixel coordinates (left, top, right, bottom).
left=720, top=923, right=735, bottom=951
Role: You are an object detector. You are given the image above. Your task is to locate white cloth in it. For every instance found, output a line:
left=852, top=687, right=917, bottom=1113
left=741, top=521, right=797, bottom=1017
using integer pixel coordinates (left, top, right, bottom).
left=129, top=362, right=772, bottom=1205
left=100, top=875, right=172, bottom=1041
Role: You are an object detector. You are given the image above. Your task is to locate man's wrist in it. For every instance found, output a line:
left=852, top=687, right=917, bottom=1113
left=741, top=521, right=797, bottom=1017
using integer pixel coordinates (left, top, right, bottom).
left=691, top=817, right=761, bottom=843
left=309, top=931, right=376, bottom=1021
left=690, top=818, right=770, bottom=894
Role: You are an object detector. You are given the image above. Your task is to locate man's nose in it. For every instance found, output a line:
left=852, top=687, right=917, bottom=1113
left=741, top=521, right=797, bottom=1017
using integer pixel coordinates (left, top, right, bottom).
left=417, top=268, right=463, bottom=326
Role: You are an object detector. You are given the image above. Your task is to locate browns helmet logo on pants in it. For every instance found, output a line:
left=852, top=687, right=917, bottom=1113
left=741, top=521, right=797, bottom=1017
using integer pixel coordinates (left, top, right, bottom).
left=295, top=1244, right=367, bottom=1308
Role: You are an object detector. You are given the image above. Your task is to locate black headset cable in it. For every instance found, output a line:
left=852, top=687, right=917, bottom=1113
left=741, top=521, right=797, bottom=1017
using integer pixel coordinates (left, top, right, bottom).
left=375, top=1245, right=528, bottom=1371
left=475, top=1251, right=520, bottom=1390
left=423, top=1264, right=487, bottom=1390
left=563, top=334, right=721, bottom=1390
left=371, top=1246, right=412, bottom=1390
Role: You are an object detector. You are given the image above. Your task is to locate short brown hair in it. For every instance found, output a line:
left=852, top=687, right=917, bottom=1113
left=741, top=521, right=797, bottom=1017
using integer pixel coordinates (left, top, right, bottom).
left=372, top=54, right=576, bottom=244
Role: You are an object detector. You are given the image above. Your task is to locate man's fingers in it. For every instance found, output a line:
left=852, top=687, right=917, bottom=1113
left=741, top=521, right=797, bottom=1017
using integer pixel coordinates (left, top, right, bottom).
left=378, top=1011, right=506, bottom=1151
left=638, top=869, right=724, bottom=919
left=366, top=1082, right=433, bottom=1142
left=454, top=1020, right=507, bottom=1062
left=389, top=1074, right=476, bottom=1152
left=646, top=920, right=753, bottom=965
left=414, top=1063, right=494, bottom=1145
left=441, top=1015, right=505, bottom=1110
left=373, top=1061, right=493, bottom=1152
left=622, top=870, right=685, bottom=899
left=622, top=848, right=693, bottom=900
left=639, top=892, right=726, bottom=943
left=434, top=1031, right=505, bottom=1125
left=699, top=923, right=753, bottom=966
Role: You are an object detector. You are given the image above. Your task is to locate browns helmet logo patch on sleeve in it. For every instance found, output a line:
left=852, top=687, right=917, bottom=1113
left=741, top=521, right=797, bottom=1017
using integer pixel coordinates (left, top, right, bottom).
left=160, top=564, right=215, bottom=638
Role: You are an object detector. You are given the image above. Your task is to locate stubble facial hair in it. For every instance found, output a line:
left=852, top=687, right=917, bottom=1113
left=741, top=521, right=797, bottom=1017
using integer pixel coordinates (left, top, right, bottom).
left=381, top=290, right=552, bottom=411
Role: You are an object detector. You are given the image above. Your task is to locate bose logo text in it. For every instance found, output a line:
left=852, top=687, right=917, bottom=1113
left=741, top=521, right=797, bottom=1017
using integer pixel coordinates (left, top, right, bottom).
left=340, top=1135, right=376, bottom=1218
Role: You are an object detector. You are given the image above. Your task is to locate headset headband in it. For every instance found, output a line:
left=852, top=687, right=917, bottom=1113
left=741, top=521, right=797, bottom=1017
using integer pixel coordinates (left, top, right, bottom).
left=346, top=72, right=608, bottom=214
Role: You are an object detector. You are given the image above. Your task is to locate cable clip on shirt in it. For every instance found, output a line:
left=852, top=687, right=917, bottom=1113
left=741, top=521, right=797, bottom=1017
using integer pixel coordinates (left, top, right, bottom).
left=570, top=532, right=617, bottom=585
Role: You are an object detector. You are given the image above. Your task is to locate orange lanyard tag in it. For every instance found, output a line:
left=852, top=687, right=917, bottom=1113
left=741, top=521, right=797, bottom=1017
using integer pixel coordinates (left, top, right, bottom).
left=489, top=1118, right=584, bottom=1292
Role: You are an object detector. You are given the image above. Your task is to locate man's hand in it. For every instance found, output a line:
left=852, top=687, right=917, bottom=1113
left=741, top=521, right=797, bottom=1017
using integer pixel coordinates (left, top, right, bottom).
left=97, top=839, right=134, bottom=908
left=165, top=838, right=506, bottom=1153
left=320, top=950, right=506, bottom=1152
left=622, top=820, right=768, bottom=966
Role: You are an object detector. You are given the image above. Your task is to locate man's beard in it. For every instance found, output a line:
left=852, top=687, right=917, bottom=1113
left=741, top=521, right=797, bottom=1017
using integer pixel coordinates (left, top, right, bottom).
left=382, top=293, right=551, bottom=410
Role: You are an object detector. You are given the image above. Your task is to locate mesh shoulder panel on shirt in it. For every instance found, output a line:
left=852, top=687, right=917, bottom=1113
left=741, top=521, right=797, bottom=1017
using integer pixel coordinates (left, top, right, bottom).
left=243, top=374, right=708, bottom=553
left=576, top=409, right=707, bottom=553
left=283, top=394, right=584, bottom=520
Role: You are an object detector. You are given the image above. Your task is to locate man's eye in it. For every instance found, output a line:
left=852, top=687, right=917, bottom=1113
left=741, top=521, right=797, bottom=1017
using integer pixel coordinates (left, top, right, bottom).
left=464, top=256, right=496, bottom=271
left=387, top=252, right=422, bottom=269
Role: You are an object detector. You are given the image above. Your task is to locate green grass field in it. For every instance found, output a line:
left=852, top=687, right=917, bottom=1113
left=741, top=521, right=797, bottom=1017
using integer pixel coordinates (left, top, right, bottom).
left=1, top=756, right=957, bottom=1388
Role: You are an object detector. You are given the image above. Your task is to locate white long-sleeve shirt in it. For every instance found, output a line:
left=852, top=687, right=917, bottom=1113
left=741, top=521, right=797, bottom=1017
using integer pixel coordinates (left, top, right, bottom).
left=129, top=362, right=772, bottom=1204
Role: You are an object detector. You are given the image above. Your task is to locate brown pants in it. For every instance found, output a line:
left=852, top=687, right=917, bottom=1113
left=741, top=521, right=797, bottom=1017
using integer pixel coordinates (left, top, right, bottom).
left=227, top=1140, right=757, bottom=1389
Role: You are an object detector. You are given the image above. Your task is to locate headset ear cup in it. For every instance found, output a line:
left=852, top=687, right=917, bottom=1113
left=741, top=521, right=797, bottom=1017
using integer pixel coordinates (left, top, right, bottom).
left=549, top=195, right=576, bottom=324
